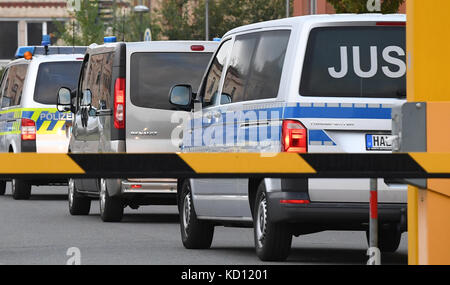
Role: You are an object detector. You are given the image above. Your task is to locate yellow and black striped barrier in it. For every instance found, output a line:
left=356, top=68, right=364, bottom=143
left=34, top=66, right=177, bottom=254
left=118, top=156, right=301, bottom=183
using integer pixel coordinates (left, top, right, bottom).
left=0, top=152, right=449, bottom=179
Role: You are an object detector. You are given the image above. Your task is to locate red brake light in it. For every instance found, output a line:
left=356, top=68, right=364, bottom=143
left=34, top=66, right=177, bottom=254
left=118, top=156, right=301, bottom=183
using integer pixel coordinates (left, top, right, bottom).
left=191, top=45, right=205, bottom=51
left=114, top=78, right=125, bottom=129
left=376, top=22, right=405, bottom=26
left=21, top=118, right=36, bottom=141
left=282, top=120, right=307, bottom=153
left=280, top=200, right=310, bottom=205
left=131, top=184, right=142, bottom=189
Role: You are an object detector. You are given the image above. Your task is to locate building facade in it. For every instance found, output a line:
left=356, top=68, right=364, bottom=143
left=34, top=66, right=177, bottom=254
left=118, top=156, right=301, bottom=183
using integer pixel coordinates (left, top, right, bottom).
left=0, top=0, right=71, bottom=63
left=293, top=0, right=406, bottom=16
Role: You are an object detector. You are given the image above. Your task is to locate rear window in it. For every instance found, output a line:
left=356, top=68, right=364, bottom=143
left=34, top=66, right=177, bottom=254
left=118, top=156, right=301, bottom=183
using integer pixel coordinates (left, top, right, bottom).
left=130, top=52, right=212, bottom=109
left=34, top=61, right=82, bottom=105
left=300, top=26, right=406, bottom=98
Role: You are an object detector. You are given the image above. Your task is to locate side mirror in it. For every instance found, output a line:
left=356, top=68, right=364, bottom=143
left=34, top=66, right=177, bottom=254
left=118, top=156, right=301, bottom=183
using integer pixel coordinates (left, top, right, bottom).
left=169, top=85, right=193, bottom=110
left=81, top=89, right=92, bottom=108
left=220, top=93, right=232, bottom=105
left=57, top=87, right=72, bottom=112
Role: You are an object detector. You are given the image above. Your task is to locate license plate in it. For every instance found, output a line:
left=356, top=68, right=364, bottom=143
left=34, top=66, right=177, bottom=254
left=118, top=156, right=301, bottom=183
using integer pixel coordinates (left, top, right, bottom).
left=366, top=134, right=393, bottom=151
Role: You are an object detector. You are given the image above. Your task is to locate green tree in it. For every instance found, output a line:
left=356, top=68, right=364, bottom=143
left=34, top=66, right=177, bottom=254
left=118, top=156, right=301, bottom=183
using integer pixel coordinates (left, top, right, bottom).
left=158, top=0, right=191, bottom=40
left=327, top=0, right=405, bottom=13
left=112, top=7, right=161, bottom=42
left=159, top=0, right=293, bottom=40
left=54, top=0, right=105, bottom=46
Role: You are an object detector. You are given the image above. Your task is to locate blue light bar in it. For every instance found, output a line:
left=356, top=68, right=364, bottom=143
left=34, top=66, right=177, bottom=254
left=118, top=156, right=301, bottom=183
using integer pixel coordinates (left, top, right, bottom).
left=104, top=36, right=117, bottom=43
left=41, top=34, right=51, bottom=46
left=15, top=46, right=36, bottom=58
left=213, top=38, right=221, bottom=42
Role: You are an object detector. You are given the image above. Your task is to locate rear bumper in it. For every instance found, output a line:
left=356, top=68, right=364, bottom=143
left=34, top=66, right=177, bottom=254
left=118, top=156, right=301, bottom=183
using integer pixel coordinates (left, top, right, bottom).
left=119, top=179, right=177, bottom=206
left=121, top=179, right=177, bottom=194
left=267, top=191, right=407, bottom=232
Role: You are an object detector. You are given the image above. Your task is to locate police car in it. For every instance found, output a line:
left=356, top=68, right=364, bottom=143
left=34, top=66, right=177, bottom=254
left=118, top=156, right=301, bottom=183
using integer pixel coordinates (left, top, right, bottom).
left=169, top=14, right=408, bottom=261
left=0, top=40, right=85, bottom=199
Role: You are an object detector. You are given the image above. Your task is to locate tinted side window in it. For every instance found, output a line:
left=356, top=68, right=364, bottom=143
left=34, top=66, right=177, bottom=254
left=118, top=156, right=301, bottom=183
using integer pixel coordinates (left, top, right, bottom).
left=222, top=34, right=258, bottom=103
left=202, top=40, right=232, bottom=106
left=86, top=54, right=103, bottom=109
left=245, top=31, right=290, bottom=101
left=2, top=64, right=28, bottom=107
left=222, top=30, right=290, bottom=104
left=78, top=57, right=89, bottom=109
left=99, top=52, right=113, bottom=109
left=0, top=68, right=9, bottom=107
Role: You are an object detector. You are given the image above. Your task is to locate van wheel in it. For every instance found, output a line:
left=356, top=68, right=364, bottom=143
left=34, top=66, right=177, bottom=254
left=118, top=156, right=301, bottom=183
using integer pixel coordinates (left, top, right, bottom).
left=179, top=181, right=214, bottom=249
left=0, top=181, right=6, bottom=195
left=254, top=182, right=292, bottom=261
left=99, top=178, right=124, bottom=222
left=68, top=179, right=91, bottom=215
left=11, top=179, right=31, bottom=200
left=366, top=225, right=402, bottom=252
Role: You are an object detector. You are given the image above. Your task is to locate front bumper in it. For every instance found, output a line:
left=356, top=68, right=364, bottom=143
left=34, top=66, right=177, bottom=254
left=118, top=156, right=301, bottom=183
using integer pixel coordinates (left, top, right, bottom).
left=267, top=191, right=407, bottom=232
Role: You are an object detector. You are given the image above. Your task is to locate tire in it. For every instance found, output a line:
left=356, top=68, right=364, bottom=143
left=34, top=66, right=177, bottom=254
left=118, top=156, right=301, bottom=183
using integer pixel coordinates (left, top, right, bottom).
left=11, top=179, right=31, bottom=200
left=179, top=180, right=214, bottom=249
left=254, top=182, right=292, bottom=261
left=68, top=178, right=91, bottom=215
left=99, top=178, right=124, bottom=222
left=366, top=225, right=402, bottom=253
left=0, top=181, right=6, bottom=196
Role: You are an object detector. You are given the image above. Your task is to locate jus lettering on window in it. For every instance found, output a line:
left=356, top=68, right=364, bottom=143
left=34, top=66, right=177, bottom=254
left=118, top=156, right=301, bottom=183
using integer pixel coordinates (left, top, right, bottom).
left=328, top=46, right=406, bottom=79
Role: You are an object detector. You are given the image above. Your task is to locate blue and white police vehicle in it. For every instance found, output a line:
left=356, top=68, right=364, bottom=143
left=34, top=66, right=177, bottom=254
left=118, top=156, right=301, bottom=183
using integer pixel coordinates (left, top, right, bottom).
left=0, top=38, right=85, bottom=199
left=169, top=14, right=407, bottom=261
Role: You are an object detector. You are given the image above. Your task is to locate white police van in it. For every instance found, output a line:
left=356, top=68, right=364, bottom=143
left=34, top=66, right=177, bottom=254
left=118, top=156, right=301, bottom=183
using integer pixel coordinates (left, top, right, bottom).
left=0, top=42, right=85, bottom=199
left=169, top=14, right=407, bottom=261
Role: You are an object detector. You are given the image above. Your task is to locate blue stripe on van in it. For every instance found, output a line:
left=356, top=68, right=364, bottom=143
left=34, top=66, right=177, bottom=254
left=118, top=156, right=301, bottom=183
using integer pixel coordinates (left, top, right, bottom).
left=283, top=104, right=392, bottom=120
left=309, top=130, right=336, bottom=146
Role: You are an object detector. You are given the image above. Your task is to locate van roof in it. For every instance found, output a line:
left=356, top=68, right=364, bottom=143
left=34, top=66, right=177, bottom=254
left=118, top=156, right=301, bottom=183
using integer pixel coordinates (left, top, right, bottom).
left=6, top=53, right=84, bottom=67
left=224, top=14, right=406, bottom=37
left=87, top=40, right=219, bottom=53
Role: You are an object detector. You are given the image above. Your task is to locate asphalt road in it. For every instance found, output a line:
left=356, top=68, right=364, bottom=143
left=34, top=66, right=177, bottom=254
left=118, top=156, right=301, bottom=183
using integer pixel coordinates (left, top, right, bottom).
left=0, top=184, right=408, bottom=265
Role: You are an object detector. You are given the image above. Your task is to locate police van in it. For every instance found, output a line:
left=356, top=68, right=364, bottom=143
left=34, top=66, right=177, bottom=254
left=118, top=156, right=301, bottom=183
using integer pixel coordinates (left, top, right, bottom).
left=56, top=39, right=217, bottom=222
left=169, top=14, right=407, bottom=261
left=0, top=44, right=85, bottom=199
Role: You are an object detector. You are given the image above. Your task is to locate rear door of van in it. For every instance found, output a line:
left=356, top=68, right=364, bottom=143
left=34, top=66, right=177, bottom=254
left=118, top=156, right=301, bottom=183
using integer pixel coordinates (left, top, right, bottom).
left=295, top=22, right=407, bottom=203
left=125, top=42, right=217, bottom=153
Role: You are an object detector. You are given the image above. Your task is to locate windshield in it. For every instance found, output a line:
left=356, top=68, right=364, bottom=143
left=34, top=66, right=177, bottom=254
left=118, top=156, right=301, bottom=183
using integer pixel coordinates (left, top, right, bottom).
left=130, top=52, right=212, bottom=110
left=33, top=61, right=82, bottom=105
left=300, top=26, right=406, bottom=98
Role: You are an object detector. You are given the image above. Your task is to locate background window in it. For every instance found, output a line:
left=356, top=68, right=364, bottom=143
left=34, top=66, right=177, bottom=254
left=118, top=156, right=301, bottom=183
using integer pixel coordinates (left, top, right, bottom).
left=0, top=22, right=18, bottom=59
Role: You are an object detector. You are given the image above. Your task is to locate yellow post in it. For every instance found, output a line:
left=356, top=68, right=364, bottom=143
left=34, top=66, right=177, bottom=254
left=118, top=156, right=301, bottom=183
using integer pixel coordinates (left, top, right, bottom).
left=407, top=0, right=450, bottom=265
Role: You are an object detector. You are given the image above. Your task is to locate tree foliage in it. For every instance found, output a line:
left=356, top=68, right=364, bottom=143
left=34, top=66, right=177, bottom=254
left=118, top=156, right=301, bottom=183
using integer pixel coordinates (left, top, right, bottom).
left=327, top=0, right=405, bottom=13
left=54, top=0, right=105, bottom=46
left=158, top=0, right=293, bottom=40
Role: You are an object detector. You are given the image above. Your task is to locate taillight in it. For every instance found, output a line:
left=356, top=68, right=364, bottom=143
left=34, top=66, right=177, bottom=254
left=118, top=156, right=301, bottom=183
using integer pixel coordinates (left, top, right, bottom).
left=282, top=120, right=307, bottom=153
left=376, top=22, right=405, bottom=26
left=191, top=45, right=205, bottom=51
left=114, top=78, right=125, bottom=129
left=21, top=118, right=36, bottom=141
left=280, top=199, right=310, bottom=205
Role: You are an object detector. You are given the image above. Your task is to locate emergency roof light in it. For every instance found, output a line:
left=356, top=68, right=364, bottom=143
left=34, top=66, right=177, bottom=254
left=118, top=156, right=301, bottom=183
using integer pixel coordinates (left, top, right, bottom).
left=104, top=36, right=117, bottom=43
left=15, top=46, right=36, bottom=59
